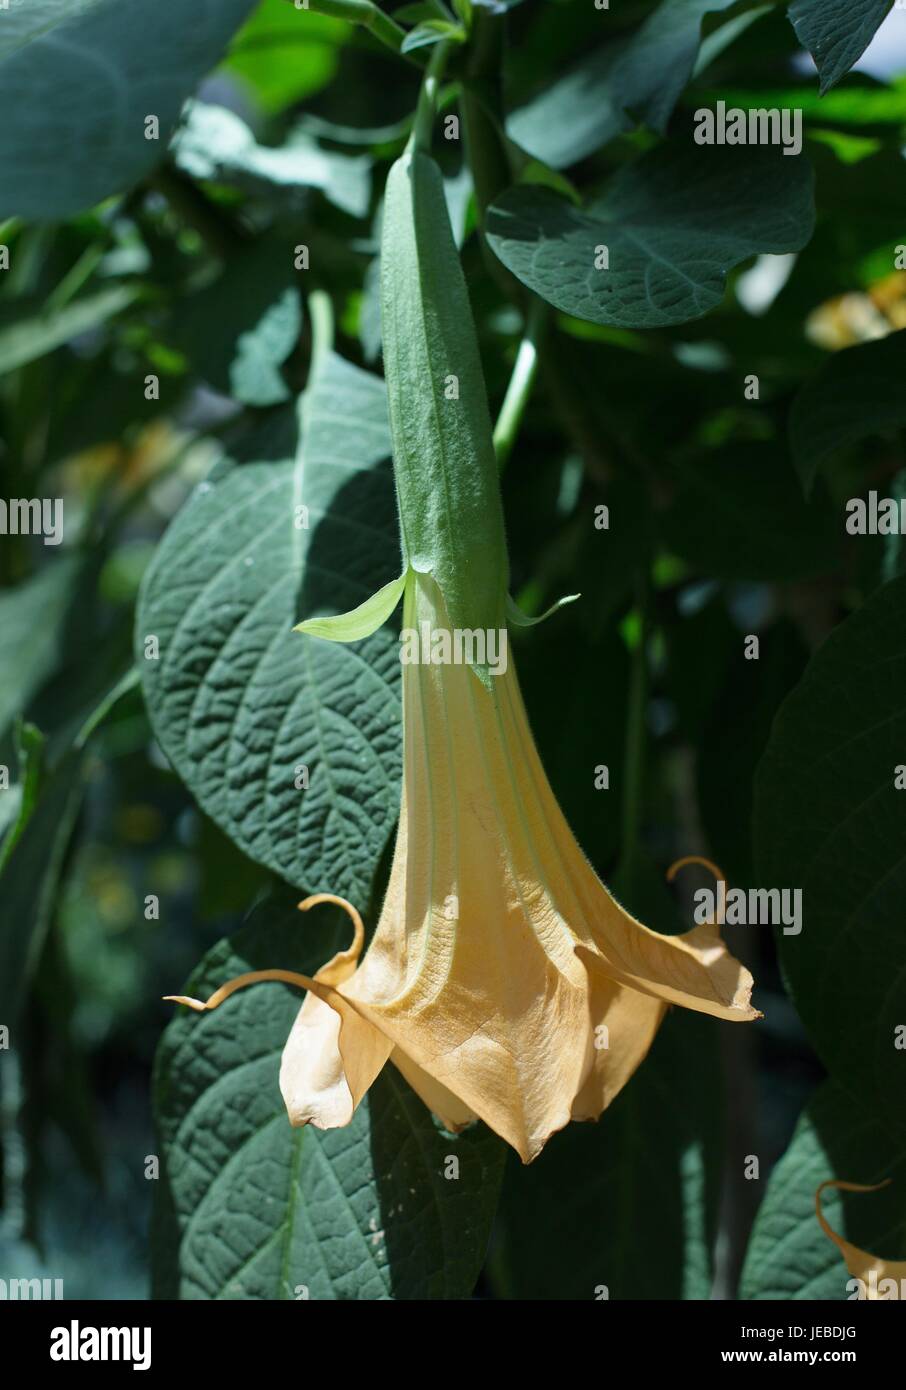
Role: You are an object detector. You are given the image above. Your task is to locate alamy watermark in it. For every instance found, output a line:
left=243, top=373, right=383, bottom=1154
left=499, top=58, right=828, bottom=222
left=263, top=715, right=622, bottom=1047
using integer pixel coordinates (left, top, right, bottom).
left=0, top=1275, right=64, bottom=1300
left=0, top=497, right=64, bottom=546
left=693, top=881, right=802, bottom=935
left=845, top=490, right=906, bottom=535
left=847, top=1272, right=905, bottom=1300
left=400, top=623, right=508, bottom=676
left=50, top=1321, right=151, bottom=1371
left=667, top=856, right=802, bottom=935
left=694, top=101, right=803, bottom=157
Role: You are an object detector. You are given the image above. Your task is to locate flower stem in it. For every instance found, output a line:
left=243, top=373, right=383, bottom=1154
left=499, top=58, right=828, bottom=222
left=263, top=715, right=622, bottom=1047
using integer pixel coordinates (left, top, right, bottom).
left=493, top=299, right=547, bottom=471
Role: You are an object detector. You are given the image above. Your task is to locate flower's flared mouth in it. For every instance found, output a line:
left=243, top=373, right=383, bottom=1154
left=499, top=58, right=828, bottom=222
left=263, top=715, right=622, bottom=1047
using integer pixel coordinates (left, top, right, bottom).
left=168, top=573, right=759, bottom=1163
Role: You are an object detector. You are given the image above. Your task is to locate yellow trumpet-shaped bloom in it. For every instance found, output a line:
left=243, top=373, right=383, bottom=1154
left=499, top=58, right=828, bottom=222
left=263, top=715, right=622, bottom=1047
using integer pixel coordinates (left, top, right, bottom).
left=171, top=572, right=758, bottom=1163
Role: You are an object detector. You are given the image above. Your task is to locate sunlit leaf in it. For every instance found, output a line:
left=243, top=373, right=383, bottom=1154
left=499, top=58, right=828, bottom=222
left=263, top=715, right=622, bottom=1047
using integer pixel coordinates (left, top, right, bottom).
left=0, top=0, right=257, bottom=219
left=154, top=892, right=506, bottom=1299
left=487, top=143, right=815, bottom=328
left=137, top=351, right=402, bottom=903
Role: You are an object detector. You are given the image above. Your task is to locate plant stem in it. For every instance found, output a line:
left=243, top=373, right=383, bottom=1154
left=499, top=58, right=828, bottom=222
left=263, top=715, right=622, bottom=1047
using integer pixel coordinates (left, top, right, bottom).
left=307, top=288, right=335, bottom=372
left=410, top=42, right=452, bottom=152
left=620, top=570, right=651, bottom=892
left=460, top=9, right=511, bottom=225
left=459, top=8, right=523, bottom=307
left=46, top=241, right=108, bottom=312
left=493, top=299, right=547, bottom=470
left=286, top=0, right=408, bottom=55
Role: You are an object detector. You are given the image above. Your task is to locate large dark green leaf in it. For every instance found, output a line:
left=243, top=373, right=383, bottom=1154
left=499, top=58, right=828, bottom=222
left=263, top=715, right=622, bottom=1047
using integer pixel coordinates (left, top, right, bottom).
left=486, top=144, right=815, bottom=328
left=517, top=626, right=630, bottom=876
left=754, top=577, right=906, bottom=1133
left=741, top=1081, right=906, bottom=1299
left=507, top=0, right=741, bottom=169
left=153, top=893, right=506, bottom=1299
left=137, top=351, right=402, bottom=903
left=788, top=0, right=893, bottom=95
left=490, top=1012, right=722, bottom=1299
left=0, top=0, right=257, bottom=219
left=697, top=619, right=809, bottom=886
left=790, top=330, right=906, bottom=493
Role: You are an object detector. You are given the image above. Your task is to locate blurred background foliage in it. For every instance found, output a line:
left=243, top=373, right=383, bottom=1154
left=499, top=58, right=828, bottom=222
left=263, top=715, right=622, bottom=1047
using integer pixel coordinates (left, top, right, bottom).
left=1, top=0, right=906, bottom=1298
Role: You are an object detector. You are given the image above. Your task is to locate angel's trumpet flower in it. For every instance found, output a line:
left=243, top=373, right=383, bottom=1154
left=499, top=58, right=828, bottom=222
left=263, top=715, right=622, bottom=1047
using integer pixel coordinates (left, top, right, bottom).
left=169, top=567, right=758, bottom=1161
left=167, top=129, right=759, bottom=1162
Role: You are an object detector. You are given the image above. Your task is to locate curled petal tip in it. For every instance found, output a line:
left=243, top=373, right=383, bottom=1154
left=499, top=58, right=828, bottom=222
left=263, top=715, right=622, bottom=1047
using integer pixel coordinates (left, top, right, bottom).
left=163, top=994, right=208, bottom=1011
left=665, top=854, right=725, bottom=886
left=297, top=893, right=365, bottom=967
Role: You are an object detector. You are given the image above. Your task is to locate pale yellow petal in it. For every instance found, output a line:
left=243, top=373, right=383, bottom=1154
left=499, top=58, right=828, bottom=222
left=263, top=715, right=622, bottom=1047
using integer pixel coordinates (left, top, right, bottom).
left=816, top=1179, right=906, bottom=1299
left=167, top=960, right=394, bottom=1132
left=280, top=988, right=393, bottom=1129
left=346, top=938, right=591, bottom=1161
left=570, top=973, right=666, bottom=1121
left=389, top=1048, right=478, bottom=1132
left=496, top=640, right=758, bottom=1022
left=576, top=919, right=759, bottom=1024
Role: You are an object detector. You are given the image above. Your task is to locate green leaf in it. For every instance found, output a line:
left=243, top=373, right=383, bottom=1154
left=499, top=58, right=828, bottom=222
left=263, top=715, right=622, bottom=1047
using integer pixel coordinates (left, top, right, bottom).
left=172, top=102, right=372, bottom=220
left=486, top=143, right=815, bottom=329
left=505, top=591, right=580, bottom=627
left=0, top=783, right=23, bottom=849
left=295, top=571, right=407, bottom=641
left=790, top=330, right=906, bottom=494
left=697, top=620, right=809, bottom=886
left=400, top=20, right=464, bottom=54
left=0, top=0, right=97, bottom=59
left=0, top=748, right=83, bottom=1028
left=165, top=237, right=302, bottom=407
left=221, top=0, right=347, bottom=115
left=740, top=1081, right=906, bottom=1299
left=490, top=1012, right=722, bottom=1299
left=662, top=443, right=839, bottom=581
left=0, top=722, right=45, bottom=874
left=0, top=0, right=258, bottom=220
left=788, top=0, right=893, bottom=95
left=0, top=557, right=81, bottom=740
left=693, top=5, right=775, bottom=78
left=137, top=351, right=402, bottom=903
left=0, top=286, right=140, bottom=376
left=153, top=893, right=506, bottom=1299
left=754, top=577, right=906, bottom=1133
left=507, top=0, right=741, bottom=170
